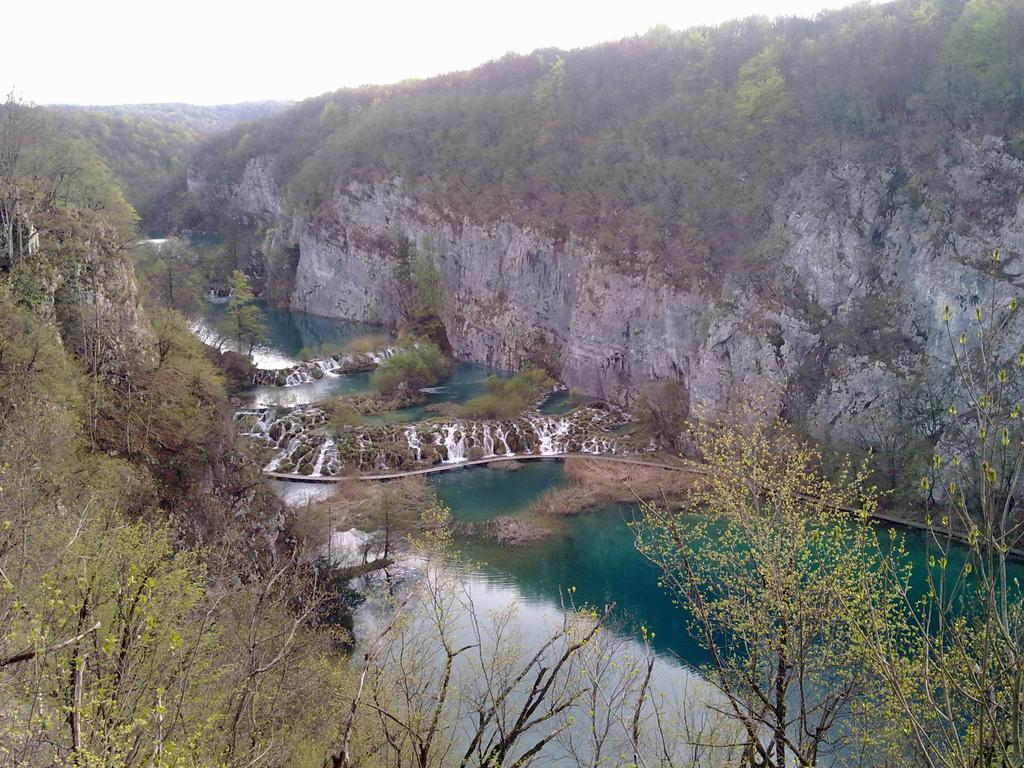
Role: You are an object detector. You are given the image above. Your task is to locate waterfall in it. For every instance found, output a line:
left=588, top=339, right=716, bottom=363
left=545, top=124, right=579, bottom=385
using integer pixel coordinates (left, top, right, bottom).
left=265, top=437, right=300, bottom=472
left=527, top=416, right=571, bottom=455
left=284, top=369, right=312, bottom=386
left=437, top=424, right=467, bottom=463
left=312, top=437, right=335, bottom=476
left=580, top=436, right=615, bottom=455
left=367, top=347, right=397, bottom=364
left=494, top=425, right=514, bottom=456
left=235, top=407, right=276, bottom=439
left=356, top=433, right=370, bottom=468
left=481, top=424, right=495, bottom=457
left=243, top=402, right=634, bottom=479
left=188, top=319, right=226, bottom=350
left=405, top=426, right=423, bottom=461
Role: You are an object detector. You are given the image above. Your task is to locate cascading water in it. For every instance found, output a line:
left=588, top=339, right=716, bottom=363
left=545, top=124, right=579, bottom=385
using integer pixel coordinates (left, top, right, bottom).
left=312, top=438, right=335, bottom=475
left=480, top=424, right=495, bottom=457
left=494, top=425, right=514, bottom=456
left=247, top=402, right=633, bottom=478
left=527, top=416, right=572, bottom=455
left=438, top=424, right=467, bottom=464
left=235, top=407, right=276, bottom=438
left=405, top=426, right=424, bottom=461
left=265, top=437, right=301, bottom=471
left=580, top=436, right=615, bottom=454
left=285, top=369, right=313, bottom=386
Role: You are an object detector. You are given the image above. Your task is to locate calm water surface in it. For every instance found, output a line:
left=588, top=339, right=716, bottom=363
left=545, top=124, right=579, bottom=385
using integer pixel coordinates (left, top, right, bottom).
left=207, top=302, right=505, bottom=408
left=241, top=304, right=1021, bottom=677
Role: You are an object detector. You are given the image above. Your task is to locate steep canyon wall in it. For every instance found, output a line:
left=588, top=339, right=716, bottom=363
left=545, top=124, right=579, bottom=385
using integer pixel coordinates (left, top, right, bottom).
left=220, top=136, right=1024, bottom=444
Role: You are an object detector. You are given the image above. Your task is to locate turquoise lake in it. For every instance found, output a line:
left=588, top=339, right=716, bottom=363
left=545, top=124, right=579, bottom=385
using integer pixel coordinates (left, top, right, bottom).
left=242, top=304, right=1021, bottom=672
left=432, top=462, right=704, bottom=664
left=203, top=300, right=505, bottom=409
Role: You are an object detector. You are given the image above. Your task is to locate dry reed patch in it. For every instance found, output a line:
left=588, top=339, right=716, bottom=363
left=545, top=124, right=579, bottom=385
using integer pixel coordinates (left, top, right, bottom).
left=289, top=476, right=435, bottom=549
left=529, top=458, right=701, bottom=517
left=343, top=334, right=393, bottom=354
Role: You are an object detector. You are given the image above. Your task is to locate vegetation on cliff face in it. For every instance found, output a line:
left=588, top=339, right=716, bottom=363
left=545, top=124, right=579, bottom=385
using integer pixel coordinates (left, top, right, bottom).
left=180, top=0, right=1024, bottom=283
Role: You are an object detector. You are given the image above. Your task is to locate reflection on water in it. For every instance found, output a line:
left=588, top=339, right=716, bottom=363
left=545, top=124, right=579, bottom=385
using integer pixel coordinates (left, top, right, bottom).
left=432, top=462, right=703, bottom=662
left=268, top=480, right=338, bottom=508
left=200, top=299, right=387, bottom=370
left=539, top=389, right=597, bottom=415
left=351, top=556, right=723, bottom=767
left=248, top=372, right=374, bottom=407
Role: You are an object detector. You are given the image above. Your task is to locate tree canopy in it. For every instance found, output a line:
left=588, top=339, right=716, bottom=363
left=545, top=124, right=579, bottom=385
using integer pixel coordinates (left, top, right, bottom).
left=179, top=0, right=1024, bottom=284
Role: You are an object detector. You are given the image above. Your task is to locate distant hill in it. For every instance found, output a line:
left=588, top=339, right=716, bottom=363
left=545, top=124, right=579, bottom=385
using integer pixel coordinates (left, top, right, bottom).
left=46, top=102, right=291, bottom=230
left=52, top=101, right=293, bottom=134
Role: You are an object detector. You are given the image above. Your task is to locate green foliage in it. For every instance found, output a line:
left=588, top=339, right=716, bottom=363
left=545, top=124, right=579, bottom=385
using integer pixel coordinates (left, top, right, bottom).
left=11, top=518, right=208, bottom=765
left=0, top=97, right=357, bottom=768
left=636, top=419, right=884, bottom=766
left=132, top=237, right=204, bottom=313
left=226, top=269, right=267, bottom=356
left=460, top=368, right=555, bottom=418
left=735, top=49, right=790, bottom=125
left=390, top=236, right=447, bottom=345
left=370, top=340, right=449, bottom=395
left=858, top=254, right=1024, bottom=766
left=52, top=102, right=291, bottom=229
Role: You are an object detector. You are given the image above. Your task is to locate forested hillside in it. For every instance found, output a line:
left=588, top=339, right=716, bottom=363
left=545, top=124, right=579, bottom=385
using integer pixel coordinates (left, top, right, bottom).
left=47, top=102, right=290, bottom=232
left=165, top=0, right=1024, bottom=460
left=0, top=98, right=354, bottom=765
left=57, top=101, right=292, bottom=133
left=180, top=0, right=1024, bottom=281
left=52, top=110, right=199, bottom=228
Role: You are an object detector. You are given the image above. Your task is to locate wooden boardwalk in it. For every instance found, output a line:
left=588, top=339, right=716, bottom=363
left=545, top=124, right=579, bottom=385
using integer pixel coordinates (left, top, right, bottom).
left=265, top=452, right=695, bottom=483
left=265, top=453, right=1024, bottom=557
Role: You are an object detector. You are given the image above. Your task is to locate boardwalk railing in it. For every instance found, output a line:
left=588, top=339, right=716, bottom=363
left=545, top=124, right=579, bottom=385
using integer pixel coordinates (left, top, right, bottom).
left=265, top=452, right=692, bottom=483
left=265, top=452, right=1024, bottom=557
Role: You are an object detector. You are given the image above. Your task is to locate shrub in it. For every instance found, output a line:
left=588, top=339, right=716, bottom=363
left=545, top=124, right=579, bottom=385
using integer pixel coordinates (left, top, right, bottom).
left=460, top=369, right=555, bottom=418
left=370, top=340, right=449, bottom=395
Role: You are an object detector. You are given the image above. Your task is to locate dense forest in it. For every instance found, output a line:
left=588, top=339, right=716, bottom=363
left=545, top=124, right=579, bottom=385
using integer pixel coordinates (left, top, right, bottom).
left=177, top=0, right=1024, bottom=285
left=57, top=102, right=292, bottom=133
left=43, top=102, right=290, bottom=232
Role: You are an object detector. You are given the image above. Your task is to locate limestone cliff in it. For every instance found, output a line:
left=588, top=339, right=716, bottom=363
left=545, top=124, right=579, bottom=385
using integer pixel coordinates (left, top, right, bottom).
left=209, top=134, right=1024, bottom=445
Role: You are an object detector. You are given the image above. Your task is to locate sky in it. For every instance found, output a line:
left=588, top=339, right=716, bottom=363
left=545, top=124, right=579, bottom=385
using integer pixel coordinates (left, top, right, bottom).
left=4, top=0, right=866, bottom=106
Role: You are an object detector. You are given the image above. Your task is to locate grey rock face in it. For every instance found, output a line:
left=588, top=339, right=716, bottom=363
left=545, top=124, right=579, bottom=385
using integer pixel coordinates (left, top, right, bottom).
left=222, top=134, right=1024, bottom=444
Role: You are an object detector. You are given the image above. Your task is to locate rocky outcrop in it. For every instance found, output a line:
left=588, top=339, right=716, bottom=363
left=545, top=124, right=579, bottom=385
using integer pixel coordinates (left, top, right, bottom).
left=53, top=236, right=151, bottom=373
left=216, top=134, right=1024, bottom=444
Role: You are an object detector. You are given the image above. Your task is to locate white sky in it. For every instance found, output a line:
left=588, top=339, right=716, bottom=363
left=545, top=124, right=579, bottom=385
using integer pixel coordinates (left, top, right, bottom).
left=4, top=0, right=865, bottom=106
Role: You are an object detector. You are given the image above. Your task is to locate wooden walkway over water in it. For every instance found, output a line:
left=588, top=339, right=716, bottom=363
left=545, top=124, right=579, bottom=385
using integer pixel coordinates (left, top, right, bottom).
left=265, top=452, right=694, bottom=483
left=266, top=452, right=1021, bottom=555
